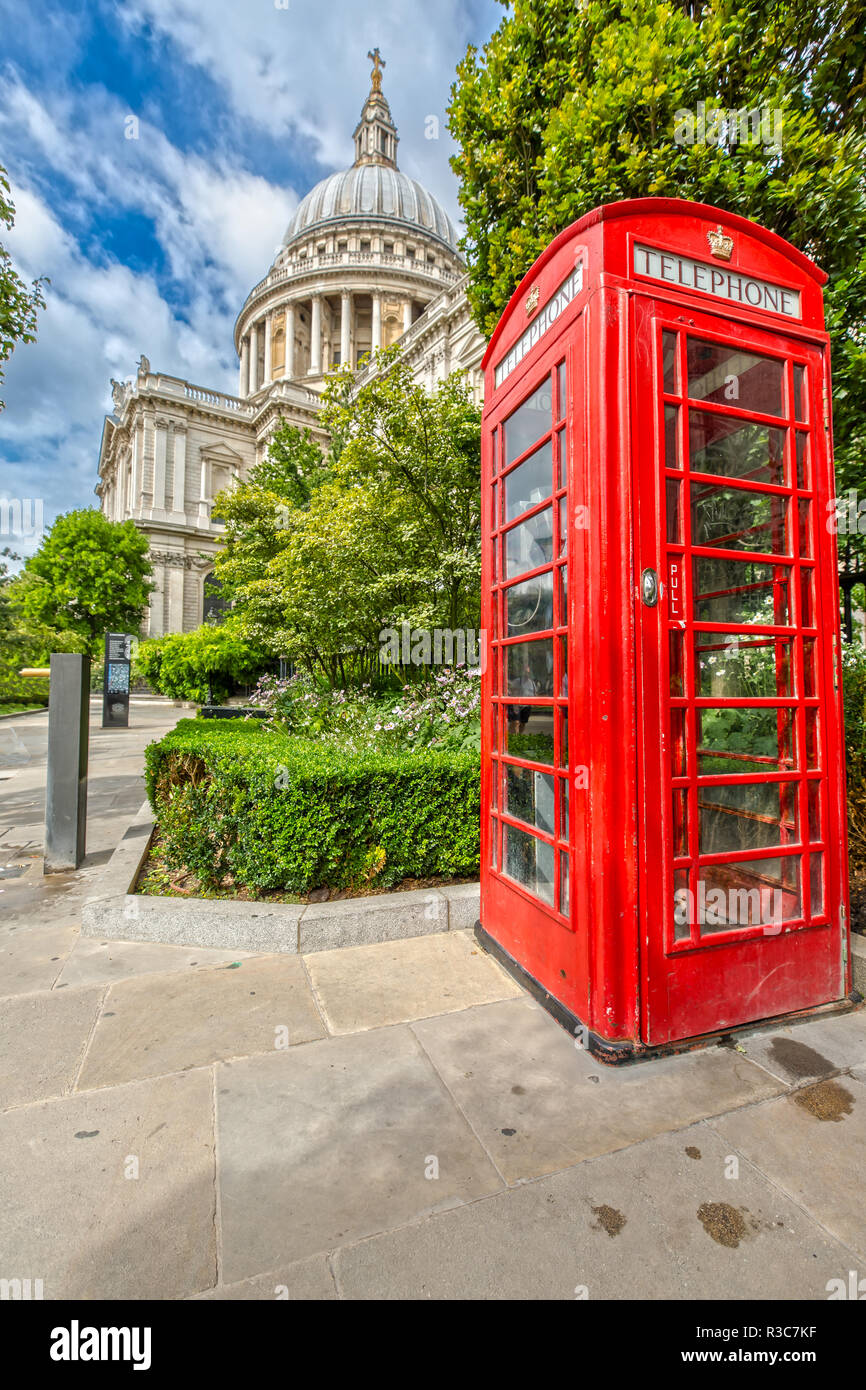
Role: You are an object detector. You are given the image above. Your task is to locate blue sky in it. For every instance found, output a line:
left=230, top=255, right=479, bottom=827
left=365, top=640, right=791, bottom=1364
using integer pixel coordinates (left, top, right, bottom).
left=0, top=0, right=503, bottom=557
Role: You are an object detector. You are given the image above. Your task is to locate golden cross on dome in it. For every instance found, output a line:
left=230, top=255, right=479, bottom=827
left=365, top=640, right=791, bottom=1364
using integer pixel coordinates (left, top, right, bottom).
left=367, top=48, right=385, bottom=92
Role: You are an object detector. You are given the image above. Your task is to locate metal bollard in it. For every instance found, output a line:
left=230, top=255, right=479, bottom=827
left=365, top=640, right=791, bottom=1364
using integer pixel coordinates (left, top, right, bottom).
left=44, top=653, right=90, bottom=873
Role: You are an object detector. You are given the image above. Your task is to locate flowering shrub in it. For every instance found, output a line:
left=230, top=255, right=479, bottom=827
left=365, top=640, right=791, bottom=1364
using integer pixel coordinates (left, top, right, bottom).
left=248, top=666, right=481, bottom=754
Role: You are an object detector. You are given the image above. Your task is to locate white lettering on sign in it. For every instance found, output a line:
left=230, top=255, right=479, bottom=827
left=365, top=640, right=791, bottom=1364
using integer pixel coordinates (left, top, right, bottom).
left=494, top=263, right=584, bottom=389
left=633, top=243, right=801, bottom=319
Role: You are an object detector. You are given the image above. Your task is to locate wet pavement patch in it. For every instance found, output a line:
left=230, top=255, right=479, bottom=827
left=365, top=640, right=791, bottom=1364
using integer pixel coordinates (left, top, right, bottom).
left=591, top=1204, right=626, bottom=1238
left=767, top=1036, right=835, bottom=1081
left=696, top=1202, right=748, bottom=1248
left=791, top=1078, right=854, bottom=1122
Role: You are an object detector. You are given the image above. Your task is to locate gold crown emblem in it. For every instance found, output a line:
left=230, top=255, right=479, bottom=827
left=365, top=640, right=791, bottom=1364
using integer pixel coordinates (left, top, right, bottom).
left=526, top=286, right=540, bottom=315
left=707, top=224, right=734, bottom=261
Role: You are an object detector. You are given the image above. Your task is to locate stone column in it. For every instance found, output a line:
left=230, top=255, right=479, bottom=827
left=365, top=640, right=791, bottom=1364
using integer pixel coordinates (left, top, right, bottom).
left=310, top=296, right=322, bottom=375
left=240, top=337, right=249, bottom=396
left=199, top=457, right=209, bottom=524
left=131, top=423, right=142, bottom=513
left=249, top=322, right=259, bottom=393
left=153, top=418, right=168, bottom=513
left=263, top=315, right=272, bottom=385
left=148, top=559, right=165, bottom=637
left=341, top=291, right=352, bottom=367
left=172, top=425, right=187, bottom=514
left=285, top=304, right=295, bottom=378
left=404, top=300, right=413, bottom=334
left=372, top=292, right=382, bottom=351
left=167, top=558, right=185, bottom=633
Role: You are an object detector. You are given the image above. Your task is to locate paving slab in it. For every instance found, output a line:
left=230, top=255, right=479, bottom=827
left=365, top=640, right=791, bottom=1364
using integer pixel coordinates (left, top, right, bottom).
left=55, top=935, right=258, bottom=989
left=411, top=998, right=785, bottom=1183
left=733, top=1008, right=866, bottom=1085
left=0, top=1069, right=215, bottom=1299
left=216, top=1025, right=504, bottom=1284
left=335, top=1122, right=854, bottom=1300
left=305, top=929, right=521, bottom=1035
left=191, top=1255, right=336, bottom=1301
left=0, top=983, right=104, bottom=1109
left=77, top=954, right=325, bottom=1090
left=707, top=1071, right=866, bottom=1264
left=0, top=920, right=77, bottom=995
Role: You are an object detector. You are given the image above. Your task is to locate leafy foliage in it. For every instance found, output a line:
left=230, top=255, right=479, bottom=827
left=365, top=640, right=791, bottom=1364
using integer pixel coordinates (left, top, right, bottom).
left=144, top=718, right=480, bottom=894
left=20, top=510, right=152, bottom=655
left=134, top=619, right=270, bottom=704
left=213, top=349, right=482, bottom=686
left=0, top=166, right=47, bottom=411
left=448, top=0, right=866, bottom=508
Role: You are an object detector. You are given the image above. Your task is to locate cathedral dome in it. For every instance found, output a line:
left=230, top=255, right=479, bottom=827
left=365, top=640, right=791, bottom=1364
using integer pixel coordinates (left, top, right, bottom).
left=283, top=164, right=458, bottom=252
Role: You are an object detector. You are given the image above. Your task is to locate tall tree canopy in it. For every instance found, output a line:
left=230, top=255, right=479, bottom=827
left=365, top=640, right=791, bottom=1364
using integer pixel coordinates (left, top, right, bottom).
left=213, top=350, right=482, bottom=686
left=21, top=510, right=153, bottom=655
left=449, top=0, right=866, bottom=500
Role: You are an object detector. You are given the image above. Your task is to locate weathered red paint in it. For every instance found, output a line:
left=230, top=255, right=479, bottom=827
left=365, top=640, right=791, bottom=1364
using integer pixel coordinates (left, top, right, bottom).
left=480, top=197, right=851, bottom=1053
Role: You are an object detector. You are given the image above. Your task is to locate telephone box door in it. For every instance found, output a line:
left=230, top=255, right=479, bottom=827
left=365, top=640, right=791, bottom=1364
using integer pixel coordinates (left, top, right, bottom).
left=633, top=300, right=848, bottom=1045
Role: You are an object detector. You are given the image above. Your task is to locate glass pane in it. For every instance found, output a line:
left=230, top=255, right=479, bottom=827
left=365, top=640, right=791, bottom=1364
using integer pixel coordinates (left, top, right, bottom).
left=558, top=635, right=568, bottom=696
left=505, top=508, right=553, bottom=579
left=665, top=405, right=681, bottom=469
left=491, top=759, right=498, bottom=809
left=689, top=413, right=785, bottom=486
left=798, top=500, right=812, bottom=558
left=699, top=781, right=798, bottom=854
left=687, top=338, right=784, bottom=416
left=560, top=777, right=570, bottom=841
left=671, top=707, right=687, bottom=776
left=693, top=557, right=790, bottom=626
left=504, top=381, right=553, bottom=466
left=490, top=815, right=499, bottom=869
left=673, top=867, right=690, bottom=941
left=503, top=822, right=555, bottom=906
left=793, top=364, right=806, bottom=423
left=504, top=439, right=553, bottom=522
left=800, top=568, right=814, bottom=627
left=662, top=331, right=678, bottom=393
left=504, top=710, right=554, bottom=766
left=556, top=427, right=567, bottom=489
left=557, top=362, right=567, bottom=421
left=696, top=856, right=801, bottom=931
left=805, top=708, right=819, bottom=769
left=559, top=565, right=568, bottom=621
left=558, top=495, right=567, bottom=556
left=796, top=432, right=808, bottom=488
left=694, top=632, right=792, bottom=698
left=558, top=707, right=569, bottom=769
left=672, top=790, right=689, bottom=856
left=810, top=852, right=823, bottom=914
left=697, top=707, right=795, bottom=775
left=666, top=479, right=682, bottom=543
left=803, top=638, right=816, bottom=697
left=691, top=483, right=789, bottom=555
left=506, top=639, right=553, bottom=697
left=560, top=853, right=570, bottom=915
left=670, top=630, right=685, bottom=696
left=504, top=764, right=555, bottom=835
left=808, top=780, right=821, bottom=840
left=506, top=572, right=553, bottom=636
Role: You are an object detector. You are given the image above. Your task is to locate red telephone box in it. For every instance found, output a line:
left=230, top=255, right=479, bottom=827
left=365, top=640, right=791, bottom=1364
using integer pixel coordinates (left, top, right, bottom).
left=479, top=197, right=854, bottom=1060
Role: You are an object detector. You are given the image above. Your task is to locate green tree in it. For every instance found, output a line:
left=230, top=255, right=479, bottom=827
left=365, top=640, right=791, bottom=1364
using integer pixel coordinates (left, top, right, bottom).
left=214, top=350, right=482, bottom=685
left=449, top=0, right=866, bottom=505
left=1, top=166, right=47, bottom=409
left=134, top=619, right=269, bottom=704
left=21, top=510, right=153, bottom=655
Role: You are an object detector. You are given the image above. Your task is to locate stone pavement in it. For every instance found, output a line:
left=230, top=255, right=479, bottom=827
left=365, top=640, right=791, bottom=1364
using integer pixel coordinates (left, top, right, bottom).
left=1, top=699, right=865, bottom=1300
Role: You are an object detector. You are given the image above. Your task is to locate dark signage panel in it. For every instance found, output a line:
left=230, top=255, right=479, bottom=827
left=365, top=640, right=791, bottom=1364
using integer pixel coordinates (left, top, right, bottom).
left=103, top=632, right=132, bottom=728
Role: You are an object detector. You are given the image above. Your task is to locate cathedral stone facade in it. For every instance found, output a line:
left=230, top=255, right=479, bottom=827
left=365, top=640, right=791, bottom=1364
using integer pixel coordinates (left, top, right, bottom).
left=96, top=55, right=485, bottom=637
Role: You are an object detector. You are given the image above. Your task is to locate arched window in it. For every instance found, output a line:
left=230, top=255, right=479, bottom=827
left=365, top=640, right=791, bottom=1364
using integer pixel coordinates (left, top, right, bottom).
left=203, top=572, right=229, bottom=625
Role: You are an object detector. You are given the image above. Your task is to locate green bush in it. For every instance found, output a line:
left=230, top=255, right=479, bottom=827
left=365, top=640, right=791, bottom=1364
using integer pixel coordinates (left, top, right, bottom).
left=134, top=621, right=269, bottom=704
left=144, top=719, right=480, bottom=894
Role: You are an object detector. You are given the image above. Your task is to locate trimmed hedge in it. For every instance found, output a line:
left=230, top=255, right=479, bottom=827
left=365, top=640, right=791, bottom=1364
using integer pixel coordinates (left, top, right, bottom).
left=144, top=719, right=480, bottom=895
